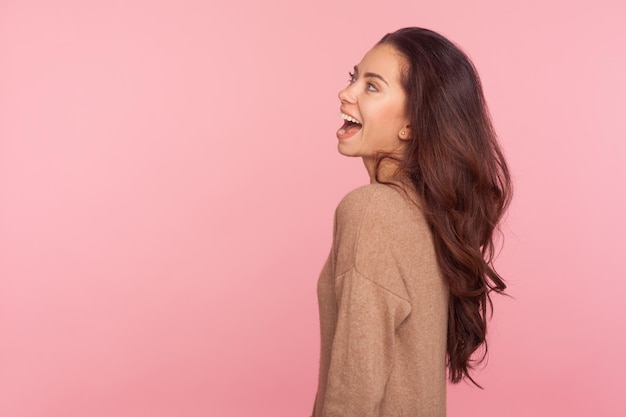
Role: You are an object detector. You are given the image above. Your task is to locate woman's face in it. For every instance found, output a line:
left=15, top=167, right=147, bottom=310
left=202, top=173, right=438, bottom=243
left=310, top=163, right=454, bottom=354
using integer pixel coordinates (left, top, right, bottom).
left=336, top=43, right=410, bottom=165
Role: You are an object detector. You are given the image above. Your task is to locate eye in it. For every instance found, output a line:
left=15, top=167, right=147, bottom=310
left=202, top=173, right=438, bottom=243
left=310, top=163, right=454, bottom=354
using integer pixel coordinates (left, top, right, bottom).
left=367, top=82, right=379, bottom=92
left=348, top=71, right=356, bottom=83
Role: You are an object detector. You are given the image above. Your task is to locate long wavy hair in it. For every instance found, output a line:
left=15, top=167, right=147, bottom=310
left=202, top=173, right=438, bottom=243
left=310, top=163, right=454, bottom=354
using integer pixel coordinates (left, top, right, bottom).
left=377, top=27, right=512, bottom=386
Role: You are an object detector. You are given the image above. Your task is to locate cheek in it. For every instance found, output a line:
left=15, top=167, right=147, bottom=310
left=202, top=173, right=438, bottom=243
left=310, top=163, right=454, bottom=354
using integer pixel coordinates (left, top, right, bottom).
left=378, top=98, right=407, bottom=123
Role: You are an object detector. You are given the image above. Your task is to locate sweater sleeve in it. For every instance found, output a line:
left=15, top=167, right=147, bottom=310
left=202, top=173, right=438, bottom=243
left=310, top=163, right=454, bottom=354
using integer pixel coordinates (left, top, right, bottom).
left=322, top=267, right=411, bottom=416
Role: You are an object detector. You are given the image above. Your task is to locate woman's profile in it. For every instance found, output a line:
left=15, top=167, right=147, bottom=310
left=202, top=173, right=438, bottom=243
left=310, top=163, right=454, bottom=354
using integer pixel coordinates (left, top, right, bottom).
left=311, top=27, right=512, bottom=416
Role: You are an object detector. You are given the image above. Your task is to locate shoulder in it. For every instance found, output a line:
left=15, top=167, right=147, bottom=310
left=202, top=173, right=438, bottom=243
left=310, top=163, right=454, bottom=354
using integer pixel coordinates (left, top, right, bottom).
left=331, top=184, right=405, bottom=269
left=332, top=183, right=427, bottom=261
left=331, top=184, right=436, bottom=295
left=333, top=184, right=433, bottom=299
left=335, top=183, right=420, bottom=230
left=339, top=183, right=402, bottom=205
left=336, top=183, right=405, bottom=221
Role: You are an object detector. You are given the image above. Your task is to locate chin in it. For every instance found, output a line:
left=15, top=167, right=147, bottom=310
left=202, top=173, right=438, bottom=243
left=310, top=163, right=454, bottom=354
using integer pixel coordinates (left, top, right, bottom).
left=336, top=143, right=360, bottom=158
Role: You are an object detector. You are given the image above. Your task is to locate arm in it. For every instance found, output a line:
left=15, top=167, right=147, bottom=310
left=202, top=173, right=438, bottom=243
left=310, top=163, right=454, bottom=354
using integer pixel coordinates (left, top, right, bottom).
left=322, top=268, right=411, bottom=417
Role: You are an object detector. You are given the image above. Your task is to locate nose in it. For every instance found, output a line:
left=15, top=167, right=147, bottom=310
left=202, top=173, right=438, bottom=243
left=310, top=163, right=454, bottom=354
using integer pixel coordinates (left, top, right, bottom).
left=338, top=85, right=356, bottom=104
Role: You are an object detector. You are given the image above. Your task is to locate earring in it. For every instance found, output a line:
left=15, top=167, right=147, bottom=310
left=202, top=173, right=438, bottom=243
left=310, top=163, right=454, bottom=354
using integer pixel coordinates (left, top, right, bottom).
left=401, top=130, right=406, bottom=136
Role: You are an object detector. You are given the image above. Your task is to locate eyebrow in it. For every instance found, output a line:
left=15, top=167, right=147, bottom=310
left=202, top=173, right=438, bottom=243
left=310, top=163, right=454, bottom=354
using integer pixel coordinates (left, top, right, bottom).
left=354, top=65, right=389, bottom=86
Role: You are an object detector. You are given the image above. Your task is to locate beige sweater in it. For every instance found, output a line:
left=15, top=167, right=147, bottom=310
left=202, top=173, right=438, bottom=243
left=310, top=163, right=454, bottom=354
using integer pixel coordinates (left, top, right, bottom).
left=312, top=184, right=448, bottom=417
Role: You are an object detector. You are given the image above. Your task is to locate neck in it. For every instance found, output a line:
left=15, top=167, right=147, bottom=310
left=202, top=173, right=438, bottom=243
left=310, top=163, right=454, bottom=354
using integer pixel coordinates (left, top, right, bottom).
left=363, top=156, right=404, bottom=184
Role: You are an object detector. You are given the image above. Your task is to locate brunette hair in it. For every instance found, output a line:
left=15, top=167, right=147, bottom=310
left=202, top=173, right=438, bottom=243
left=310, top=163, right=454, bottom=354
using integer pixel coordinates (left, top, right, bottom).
left=378, top=27, right=512, bottom=385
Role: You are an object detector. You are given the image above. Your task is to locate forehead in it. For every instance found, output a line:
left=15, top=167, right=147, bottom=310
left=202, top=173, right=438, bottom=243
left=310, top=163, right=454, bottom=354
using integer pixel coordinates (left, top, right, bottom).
left=357, top=44, right=406, bottom=82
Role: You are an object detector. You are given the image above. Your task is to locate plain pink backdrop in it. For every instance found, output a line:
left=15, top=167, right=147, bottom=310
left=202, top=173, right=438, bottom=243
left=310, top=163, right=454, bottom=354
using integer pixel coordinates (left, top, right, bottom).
left=1, top=0, right=625, bottom=416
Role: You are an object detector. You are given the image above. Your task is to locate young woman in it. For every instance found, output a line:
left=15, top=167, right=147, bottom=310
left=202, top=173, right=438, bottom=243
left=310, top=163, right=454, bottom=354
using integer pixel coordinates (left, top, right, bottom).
left=311, top=27, right=512, bottom=416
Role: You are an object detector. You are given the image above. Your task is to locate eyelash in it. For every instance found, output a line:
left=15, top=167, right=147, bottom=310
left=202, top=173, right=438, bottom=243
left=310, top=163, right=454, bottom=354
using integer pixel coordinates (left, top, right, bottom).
left=348, top=71, right=378, bottom=92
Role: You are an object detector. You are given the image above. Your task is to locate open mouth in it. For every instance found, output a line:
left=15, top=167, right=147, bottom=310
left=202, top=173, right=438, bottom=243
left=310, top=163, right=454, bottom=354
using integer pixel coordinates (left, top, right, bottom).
left=337, top=112, right=362, bottom=139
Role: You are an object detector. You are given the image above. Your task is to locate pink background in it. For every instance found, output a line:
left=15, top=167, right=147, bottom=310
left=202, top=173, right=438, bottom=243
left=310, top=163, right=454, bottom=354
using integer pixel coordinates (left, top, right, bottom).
left=1, top=0, right=625, bottom=416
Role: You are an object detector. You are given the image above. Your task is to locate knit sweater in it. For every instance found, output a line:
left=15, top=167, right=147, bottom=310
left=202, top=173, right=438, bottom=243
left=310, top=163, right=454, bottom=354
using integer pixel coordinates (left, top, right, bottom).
left=312, top=183, right=448, bottom=417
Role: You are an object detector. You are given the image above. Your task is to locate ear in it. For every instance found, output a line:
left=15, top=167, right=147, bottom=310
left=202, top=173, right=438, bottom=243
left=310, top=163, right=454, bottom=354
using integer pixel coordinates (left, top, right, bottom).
left=398, top=124, right=411, bottom=141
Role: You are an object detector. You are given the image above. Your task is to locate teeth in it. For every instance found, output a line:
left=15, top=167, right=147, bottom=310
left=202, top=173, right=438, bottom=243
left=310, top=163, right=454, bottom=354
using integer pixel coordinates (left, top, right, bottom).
left=338, top=112, right=362, bottom=124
